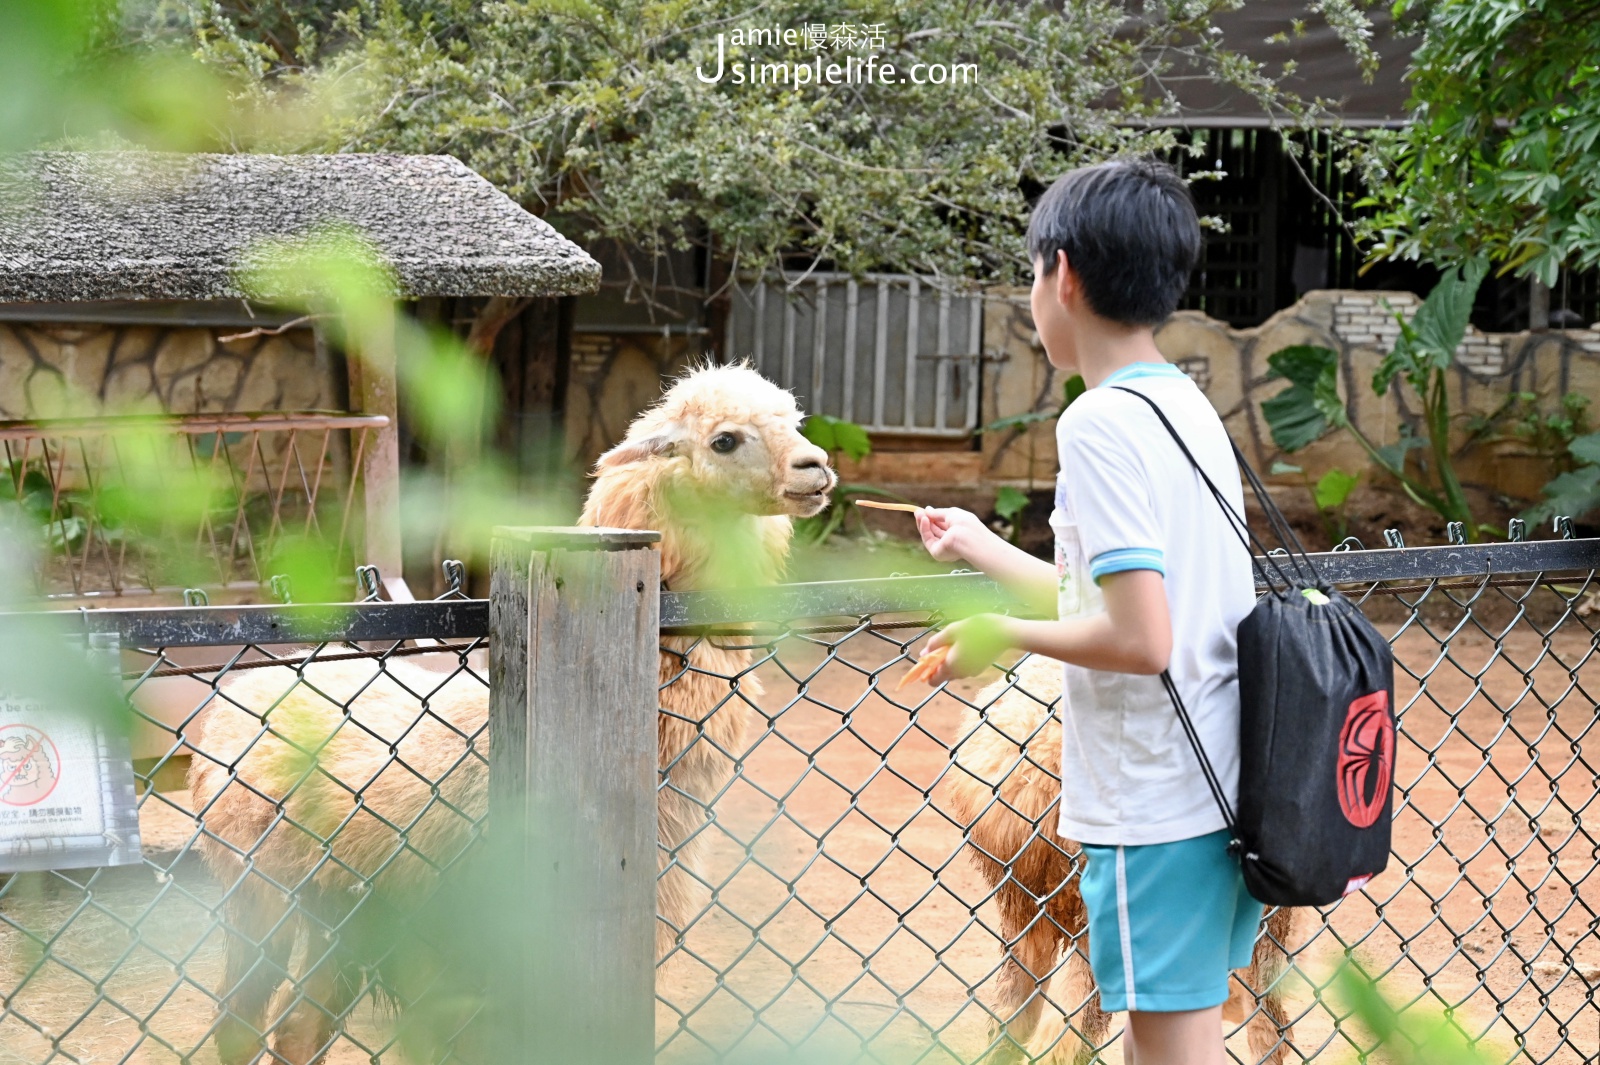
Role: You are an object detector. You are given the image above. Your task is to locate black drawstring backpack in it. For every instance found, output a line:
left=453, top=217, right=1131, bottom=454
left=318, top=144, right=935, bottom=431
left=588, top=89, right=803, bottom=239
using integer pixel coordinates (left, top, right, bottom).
left=1113, top=387, right=1396, bottom=908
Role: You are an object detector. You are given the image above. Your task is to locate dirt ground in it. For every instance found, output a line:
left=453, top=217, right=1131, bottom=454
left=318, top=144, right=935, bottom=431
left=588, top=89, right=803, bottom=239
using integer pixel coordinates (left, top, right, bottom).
left=2, top=606, right=1596, bottom=1064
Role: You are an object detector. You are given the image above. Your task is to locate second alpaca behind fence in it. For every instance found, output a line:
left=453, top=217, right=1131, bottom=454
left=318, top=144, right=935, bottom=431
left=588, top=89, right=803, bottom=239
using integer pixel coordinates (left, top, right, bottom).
left=187, top=363, right=834, bottom=1065
left=945, top=655, right=1295, bottom=1065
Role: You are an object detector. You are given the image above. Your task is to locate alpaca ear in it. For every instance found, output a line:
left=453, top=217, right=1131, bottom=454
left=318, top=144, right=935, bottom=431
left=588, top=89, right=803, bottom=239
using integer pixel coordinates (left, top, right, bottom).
left=597, top=432, right=678, bottom=469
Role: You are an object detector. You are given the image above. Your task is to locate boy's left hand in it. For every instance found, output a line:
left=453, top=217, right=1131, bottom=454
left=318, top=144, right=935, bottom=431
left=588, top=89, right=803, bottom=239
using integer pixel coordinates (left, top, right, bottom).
left=923, top=614, right=1015, bottom=685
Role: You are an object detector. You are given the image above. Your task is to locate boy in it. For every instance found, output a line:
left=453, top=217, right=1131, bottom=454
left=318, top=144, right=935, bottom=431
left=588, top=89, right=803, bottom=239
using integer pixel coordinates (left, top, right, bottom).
left=915, top=158, right=1258, bottom=1065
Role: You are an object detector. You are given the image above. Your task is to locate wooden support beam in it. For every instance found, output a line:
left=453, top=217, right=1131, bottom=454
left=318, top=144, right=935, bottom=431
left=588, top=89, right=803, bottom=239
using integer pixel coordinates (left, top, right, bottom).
left=348, top=300, right=410, bottom=600
left=488, top=526, right=660, bottom=1065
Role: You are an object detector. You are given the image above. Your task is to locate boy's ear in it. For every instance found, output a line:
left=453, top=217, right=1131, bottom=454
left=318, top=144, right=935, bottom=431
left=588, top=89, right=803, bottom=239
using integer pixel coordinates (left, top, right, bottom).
left=1054, top=250, right=1076, bottom=306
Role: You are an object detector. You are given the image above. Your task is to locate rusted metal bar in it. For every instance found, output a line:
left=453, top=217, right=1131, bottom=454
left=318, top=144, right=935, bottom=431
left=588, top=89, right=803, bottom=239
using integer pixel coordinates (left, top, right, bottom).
left=0, top=411, right=388, bottom=439
left=0, top=599, right=489, bottom=647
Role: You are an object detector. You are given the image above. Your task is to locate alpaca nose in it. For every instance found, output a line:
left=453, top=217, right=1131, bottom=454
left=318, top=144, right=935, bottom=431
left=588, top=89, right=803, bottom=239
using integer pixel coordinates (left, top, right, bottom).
left=791, top=441, right=831, bottom=473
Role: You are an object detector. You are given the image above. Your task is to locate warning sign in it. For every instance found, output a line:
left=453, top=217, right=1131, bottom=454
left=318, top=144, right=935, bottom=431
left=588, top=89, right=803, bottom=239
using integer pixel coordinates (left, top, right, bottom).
left=0, top=633, right=142, bottom=873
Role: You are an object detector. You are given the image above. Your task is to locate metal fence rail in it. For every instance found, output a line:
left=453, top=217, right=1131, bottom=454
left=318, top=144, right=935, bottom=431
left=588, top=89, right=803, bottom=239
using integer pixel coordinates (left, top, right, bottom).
left=1, top=536, right=1597, bottom=1065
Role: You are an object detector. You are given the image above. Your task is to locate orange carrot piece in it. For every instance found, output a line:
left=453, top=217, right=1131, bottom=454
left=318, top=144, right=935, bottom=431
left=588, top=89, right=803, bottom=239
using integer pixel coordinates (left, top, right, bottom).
left=896, top=644, right=951, bottom=691
left=855, top=500, right=923, bottom=513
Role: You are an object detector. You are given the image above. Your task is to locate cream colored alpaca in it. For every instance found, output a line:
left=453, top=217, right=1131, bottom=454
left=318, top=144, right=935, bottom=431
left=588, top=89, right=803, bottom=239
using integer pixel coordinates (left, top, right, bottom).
left=188, top=364, right=834, bottom=1065
left=946, top=656, right=1295, bottom=1065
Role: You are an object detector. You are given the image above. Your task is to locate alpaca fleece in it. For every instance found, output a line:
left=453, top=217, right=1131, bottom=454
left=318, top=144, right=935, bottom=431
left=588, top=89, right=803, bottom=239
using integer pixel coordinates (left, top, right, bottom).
left=188, top=363, right=832, bottom=1064
left=944, top=655, right=1294, bottom=1064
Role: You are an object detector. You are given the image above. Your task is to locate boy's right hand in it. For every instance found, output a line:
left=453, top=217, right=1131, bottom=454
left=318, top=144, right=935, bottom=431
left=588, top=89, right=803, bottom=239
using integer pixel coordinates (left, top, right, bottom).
left=915, top=507, right=993, bottom=564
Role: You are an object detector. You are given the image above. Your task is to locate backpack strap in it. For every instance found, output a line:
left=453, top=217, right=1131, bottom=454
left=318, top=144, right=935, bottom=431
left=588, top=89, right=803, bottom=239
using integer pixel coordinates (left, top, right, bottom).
left=1160, top=671, right=1239, bottom=841
left=1108, top=386, right=1326, bottom=594
left=1104, top=385, right=1270, bottom=850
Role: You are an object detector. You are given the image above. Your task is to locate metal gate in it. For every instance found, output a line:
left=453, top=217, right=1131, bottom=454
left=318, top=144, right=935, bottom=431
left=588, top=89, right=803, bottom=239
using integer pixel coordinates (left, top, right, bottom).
left=726, top=273, right=984, bottom=436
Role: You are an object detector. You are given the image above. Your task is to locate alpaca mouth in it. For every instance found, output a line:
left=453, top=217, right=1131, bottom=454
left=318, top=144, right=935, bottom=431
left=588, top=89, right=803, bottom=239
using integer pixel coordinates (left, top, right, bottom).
left=783, top=487, right=831, bottom=515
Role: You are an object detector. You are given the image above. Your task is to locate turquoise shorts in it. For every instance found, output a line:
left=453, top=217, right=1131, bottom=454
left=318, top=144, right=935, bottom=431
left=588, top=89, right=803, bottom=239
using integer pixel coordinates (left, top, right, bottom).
left=1079, top=829, right=1263, bottom=1013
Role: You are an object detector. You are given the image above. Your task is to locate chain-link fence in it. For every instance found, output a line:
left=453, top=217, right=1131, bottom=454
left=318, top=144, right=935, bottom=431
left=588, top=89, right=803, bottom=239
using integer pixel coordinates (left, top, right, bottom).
left=2, top=534, right=1597, bottom=1065
left=0, top=568, right=490, bottom=1065
left=654, top=536, right=1600, bottom=1065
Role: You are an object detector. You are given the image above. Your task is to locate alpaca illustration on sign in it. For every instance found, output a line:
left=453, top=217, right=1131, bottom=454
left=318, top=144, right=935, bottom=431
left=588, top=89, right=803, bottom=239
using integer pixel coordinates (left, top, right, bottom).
left=0, top=726, right=60, bottom=806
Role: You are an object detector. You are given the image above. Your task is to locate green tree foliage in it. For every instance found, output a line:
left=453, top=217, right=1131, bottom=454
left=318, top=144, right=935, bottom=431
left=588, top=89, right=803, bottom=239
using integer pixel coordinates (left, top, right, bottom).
left=1359, top=0, right=1600, bottom=284
left=140, top=0, right=1377, bottom=294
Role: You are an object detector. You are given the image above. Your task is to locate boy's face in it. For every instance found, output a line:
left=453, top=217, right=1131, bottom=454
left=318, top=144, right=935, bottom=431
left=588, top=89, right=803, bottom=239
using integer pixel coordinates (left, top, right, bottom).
left=1030, top=252, right=1076, bottom=373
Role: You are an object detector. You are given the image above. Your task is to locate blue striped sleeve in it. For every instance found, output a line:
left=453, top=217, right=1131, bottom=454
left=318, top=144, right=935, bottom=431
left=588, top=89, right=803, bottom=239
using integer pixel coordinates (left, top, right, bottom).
left=1088, top=547, right=1165, bottom=583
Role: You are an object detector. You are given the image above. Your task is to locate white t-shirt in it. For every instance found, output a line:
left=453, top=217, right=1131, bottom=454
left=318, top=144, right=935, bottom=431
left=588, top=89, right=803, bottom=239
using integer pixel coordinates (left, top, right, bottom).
left=1050, top=361, right=1255, bottom=846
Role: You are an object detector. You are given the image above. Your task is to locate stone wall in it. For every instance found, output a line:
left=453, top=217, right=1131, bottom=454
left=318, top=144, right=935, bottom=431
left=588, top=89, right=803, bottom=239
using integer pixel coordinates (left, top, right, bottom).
left=0, top=321, right=332, bottom=418
left=981, top=289, right=1600, bottom=502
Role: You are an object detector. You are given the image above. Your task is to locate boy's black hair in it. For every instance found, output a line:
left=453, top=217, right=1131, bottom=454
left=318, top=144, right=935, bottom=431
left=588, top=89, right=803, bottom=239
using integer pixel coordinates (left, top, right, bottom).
left=1026, top=158, right=1201, bottom=326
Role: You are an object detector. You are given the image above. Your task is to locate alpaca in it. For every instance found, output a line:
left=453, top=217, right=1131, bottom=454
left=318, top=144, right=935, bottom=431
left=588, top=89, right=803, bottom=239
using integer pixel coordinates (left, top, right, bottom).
left=945, top=655, right=1296, bottom=1065
left=187, top=364, right=834, bottom=1065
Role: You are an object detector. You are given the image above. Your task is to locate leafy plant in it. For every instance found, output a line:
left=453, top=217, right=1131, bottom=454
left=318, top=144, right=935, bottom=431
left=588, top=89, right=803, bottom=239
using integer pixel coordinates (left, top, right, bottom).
left=1465, top=390, right=1593, bottom=468
left=1524, top=432, right=1600, bottom=525
left=1259, top=262, right=1488, bottom=538
left=1273, top=461, right=1360, bottom=546
left=801, top=414, right=871, bottom=463
left=1359, top=0, right=1600, bottom=287
left=1334, top=954, right=1509, bottom=1065
left=152, top=2, right=1379, bottom=305
left=992, top=485, right=1031, bottom=546
left=3, top=461, right=99, bottom=554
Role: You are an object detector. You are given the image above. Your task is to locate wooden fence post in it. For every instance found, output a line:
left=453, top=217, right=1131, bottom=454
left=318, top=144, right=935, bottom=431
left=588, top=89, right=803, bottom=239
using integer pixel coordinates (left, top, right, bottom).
left=348, top=299, right=410, bottom=600
left=488, top=526, right=660, bottom=1064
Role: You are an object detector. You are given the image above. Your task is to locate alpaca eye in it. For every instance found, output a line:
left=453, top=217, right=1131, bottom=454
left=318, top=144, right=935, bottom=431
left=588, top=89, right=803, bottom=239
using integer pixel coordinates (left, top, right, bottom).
left=710, top=432, right=739, bottom=454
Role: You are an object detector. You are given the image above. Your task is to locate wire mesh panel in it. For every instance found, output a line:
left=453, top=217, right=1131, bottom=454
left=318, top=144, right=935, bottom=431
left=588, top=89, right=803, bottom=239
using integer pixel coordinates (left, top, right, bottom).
left=1, top=412, right=384, bottom=600
left=0, top=581, right=490, bottom=1065
left=654, top=544, right=1600, bottom=1064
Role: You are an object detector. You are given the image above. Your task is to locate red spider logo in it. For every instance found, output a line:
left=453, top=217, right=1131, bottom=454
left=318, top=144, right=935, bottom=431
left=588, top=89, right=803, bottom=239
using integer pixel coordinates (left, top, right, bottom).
left=1336, top=691, right=1393, bottom=828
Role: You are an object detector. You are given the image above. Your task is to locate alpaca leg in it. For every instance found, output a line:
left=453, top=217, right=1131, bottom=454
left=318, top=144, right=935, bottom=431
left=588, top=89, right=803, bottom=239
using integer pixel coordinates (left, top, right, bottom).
left=1030, top=880, right=1108, bottom=1065
left=215, top=885, right=297, bottom=1065
left=1060, top=933, right=1111, bottom=1065
left=655, top=786, right=710, bottom=958
left=270, top=932, right=361, bottom=1065
left=1240, top=908, right=1295, bottom=1065
left=986, top=886, right=1064, bottom=1063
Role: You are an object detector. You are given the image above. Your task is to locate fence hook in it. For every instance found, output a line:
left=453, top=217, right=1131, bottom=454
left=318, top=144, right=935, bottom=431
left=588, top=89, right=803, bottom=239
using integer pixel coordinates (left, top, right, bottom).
left=1507, top=518, right=1527, bottom=543
left=1554, top=515, right=1574, bottom=540
left=1333, top=536, right=1365, bottom=552
left=442, top=559, right=466, bottom=596
left=1383, top=528, right=1406, bottom=549
left=270, top=575, right=293, bottom=605
left=182, top=588, right=209, bottom=607
left=355, top=565, right=382, bottom=601
left=1446, top=522, right=1466, bottom=546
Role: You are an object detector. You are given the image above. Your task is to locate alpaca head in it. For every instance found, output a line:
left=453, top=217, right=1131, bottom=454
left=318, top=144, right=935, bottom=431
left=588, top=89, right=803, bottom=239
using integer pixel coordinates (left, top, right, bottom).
left=581, top=363, right=836, bottom=587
